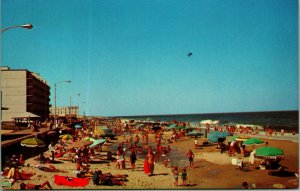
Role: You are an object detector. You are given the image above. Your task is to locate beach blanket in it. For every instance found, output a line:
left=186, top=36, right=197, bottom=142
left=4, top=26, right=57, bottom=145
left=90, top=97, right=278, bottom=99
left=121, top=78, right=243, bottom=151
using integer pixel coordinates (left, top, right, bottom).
left=54, top=175, right=90, bottom=187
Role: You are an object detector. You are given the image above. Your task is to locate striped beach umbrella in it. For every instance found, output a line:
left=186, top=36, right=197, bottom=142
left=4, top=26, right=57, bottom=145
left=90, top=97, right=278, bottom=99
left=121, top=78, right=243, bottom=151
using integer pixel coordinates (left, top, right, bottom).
left=67, top=141, right=93, bottom=149
left=94, top=126, right=114, bottom=137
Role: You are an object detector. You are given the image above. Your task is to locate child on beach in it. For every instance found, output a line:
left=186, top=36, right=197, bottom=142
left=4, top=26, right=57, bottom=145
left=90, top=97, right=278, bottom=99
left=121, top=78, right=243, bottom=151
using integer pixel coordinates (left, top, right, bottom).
left=172, top=167, right=179, bottom=186
left=181, top=169, right=187, bottom=186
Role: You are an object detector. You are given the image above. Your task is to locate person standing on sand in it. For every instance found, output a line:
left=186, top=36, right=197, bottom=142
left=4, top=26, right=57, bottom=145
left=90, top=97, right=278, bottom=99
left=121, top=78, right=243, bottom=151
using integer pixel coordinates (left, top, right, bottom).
left=181, top=169, right=188, bottom=186
left=144, top=157, right=151, bottom=175
left=186, top=149, right=194, bottom=168
left=172, top=166, right=179, bottom=186
left=130, top=149, right=137, bottom=170
left=48, top=142, right=55, bottom=162
left=147, top=149, right=155, bottom=176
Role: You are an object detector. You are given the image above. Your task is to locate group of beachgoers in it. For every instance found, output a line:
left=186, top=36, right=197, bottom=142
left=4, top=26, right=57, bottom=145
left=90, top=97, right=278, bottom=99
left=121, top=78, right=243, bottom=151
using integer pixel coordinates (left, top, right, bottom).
left=3, top=116, right=297, bottom=190
left=2, top=117, right=196, bottom=189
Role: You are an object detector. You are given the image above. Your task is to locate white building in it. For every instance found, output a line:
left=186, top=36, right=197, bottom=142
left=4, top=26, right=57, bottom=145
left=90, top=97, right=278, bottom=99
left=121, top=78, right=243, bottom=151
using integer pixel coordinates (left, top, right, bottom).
left=49, top=106, right=79, bottom=118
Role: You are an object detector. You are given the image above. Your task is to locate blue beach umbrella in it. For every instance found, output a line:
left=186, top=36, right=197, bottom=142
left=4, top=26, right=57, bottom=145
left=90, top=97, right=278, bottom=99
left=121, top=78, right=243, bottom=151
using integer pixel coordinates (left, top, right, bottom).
left=75, top=124, right=82, bottom=129
left=89, top=139, right=106, bottom=148
left=208, top=131, right=230, bottom=143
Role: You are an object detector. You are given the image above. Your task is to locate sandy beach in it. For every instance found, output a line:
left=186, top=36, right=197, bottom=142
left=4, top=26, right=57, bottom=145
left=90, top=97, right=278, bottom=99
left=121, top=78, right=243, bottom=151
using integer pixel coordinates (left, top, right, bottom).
left=2, top=131, right=299, bottom=190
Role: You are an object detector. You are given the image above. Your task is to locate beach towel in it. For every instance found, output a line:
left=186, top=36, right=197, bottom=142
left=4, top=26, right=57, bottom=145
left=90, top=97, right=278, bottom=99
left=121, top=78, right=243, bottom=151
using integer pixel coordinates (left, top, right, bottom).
left=54, top=174, right=90, bottom=187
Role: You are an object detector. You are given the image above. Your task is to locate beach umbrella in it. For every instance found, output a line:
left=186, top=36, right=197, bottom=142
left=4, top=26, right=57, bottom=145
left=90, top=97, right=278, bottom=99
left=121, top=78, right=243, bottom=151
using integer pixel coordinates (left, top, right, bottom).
left=89, top=139, right=106, bottom=148
left=175, top=126, right=186, bottom=130
left=67, top=141, right=93, bottom=149
left=188, top=131, right=203, bottom=137
left=21, top=138, right=46, bottom=147
left=167, top=124, right=177, bottom=130
left=228, top=136, right=239, bottom=142
left=59, top=134, right=73, bottom=140
left=208, top=131, right=230, bottom=143
left=243, top=138, right=264, bottom=146
left=255, top=146, right=284, bottom=157
left=84, top=137, right=96, bottom=142
left=94, top=126, right=114, bottom=137
left=74, top=124, right=82, bottom=129
left=229, top=135, right=250, bottom=142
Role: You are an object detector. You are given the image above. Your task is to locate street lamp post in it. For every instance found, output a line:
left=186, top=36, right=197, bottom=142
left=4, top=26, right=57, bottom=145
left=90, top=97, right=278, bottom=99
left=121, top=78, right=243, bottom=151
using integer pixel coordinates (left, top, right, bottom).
left=54, top=80, right=71, bottom=128
left=1, top=24, right=33, bottom=33
left=82, top=101, right=86, bottom=118
left=76, top=93, right=80, bottom=117
left=1, top=23, right=33, bottom=122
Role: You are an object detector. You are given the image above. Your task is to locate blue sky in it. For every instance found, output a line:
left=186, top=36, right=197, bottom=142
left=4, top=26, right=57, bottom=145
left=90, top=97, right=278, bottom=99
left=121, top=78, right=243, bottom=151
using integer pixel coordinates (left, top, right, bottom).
left=1, top=0, right=298, bottom=116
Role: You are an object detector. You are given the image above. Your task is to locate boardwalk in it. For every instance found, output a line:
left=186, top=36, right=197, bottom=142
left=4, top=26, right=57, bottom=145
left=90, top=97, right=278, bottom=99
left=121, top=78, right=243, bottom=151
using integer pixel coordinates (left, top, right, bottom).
left=1, top=126, right=56, bottom=148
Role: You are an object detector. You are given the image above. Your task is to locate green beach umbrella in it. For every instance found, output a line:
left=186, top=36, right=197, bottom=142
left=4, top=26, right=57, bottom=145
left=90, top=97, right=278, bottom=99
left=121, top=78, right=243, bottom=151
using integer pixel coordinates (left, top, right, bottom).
left=228, top=136, right=239, bottom=142
left=84, top=137, right=96, bottom=142
left=243, top=138, right=264, bottom=146
left=175, top=126, right=186, bottom=130
left=167, top=124, right=177, bottom=130
left=21, top=138, right=46, bottom=148
left=255, top=146, right=284, bottom=157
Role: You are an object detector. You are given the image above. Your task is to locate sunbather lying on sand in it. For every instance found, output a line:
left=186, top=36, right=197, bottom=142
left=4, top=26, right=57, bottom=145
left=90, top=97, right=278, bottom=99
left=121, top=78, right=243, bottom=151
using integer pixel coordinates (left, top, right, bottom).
left=92, top=170, right=127, bottom=186
left=19, top=180, right=52, bottom=190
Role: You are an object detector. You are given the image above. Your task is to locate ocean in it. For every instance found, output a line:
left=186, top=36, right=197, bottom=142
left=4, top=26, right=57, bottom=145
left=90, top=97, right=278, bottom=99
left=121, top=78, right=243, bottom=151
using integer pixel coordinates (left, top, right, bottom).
left=118, top=110, right=299, bottom=132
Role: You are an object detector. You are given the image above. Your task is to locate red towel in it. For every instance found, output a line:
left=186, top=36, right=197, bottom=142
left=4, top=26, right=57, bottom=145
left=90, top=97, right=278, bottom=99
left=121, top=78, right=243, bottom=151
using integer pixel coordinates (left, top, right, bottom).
left=54, top=175, right=90, bottom=187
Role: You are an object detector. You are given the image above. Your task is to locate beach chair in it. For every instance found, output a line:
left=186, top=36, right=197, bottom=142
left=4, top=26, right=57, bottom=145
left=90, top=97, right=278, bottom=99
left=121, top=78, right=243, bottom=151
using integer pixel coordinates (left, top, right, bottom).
left=231, top=158, right=243, bottom=170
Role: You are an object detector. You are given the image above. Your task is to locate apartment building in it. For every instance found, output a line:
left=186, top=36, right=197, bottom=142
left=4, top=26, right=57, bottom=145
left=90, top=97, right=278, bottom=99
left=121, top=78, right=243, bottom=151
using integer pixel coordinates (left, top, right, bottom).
left=1, top=66, right=50, bottom=121
left=49, top=106, right=79, bottom=118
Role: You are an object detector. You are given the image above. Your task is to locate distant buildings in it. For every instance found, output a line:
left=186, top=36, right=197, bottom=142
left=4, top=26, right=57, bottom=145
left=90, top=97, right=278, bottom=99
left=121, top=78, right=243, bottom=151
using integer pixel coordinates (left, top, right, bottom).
left=1, top=66, right=50, bottom=122
left=49, top=106, right=79, bottom=118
